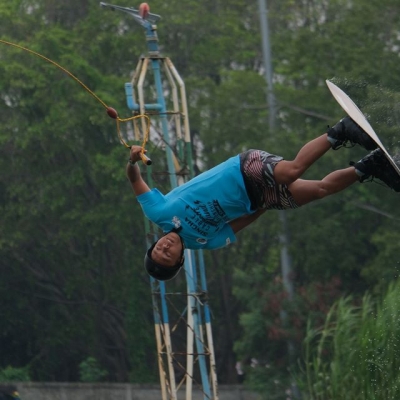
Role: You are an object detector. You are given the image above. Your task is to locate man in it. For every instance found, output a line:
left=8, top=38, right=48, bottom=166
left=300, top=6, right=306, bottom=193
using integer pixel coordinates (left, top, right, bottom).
left=126, top=117, right=400, bottom=281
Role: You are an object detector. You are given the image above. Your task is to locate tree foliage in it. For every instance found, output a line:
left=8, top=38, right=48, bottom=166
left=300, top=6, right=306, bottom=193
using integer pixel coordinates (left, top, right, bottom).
left=298, top=281, right=400, bottom=399
left=1, top=0, right=400, bottom=394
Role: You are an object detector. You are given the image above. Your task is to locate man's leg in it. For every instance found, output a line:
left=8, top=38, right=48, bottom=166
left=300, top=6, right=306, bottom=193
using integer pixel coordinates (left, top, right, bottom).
left=287, top=167, right=359, bottom=206
left=260, top=119, right=379, bottom=207
left=274, top=134, right=331, bottom=184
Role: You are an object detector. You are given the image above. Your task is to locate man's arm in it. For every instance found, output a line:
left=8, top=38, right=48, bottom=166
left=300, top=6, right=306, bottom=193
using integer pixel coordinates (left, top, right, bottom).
left=228, top=208, right=267, bottom=234
left=126, top=146, right=151, bottom=196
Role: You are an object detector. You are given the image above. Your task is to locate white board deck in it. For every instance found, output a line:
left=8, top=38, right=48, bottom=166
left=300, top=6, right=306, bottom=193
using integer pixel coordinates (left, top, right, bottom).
left=326, top=80, right=400, bottom=175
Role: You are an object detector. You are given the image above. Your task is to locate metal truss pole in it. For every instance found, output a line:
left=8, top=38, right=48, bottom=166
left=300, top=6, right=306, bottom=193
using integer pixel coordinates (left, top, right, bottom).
left=101, top=3, right=219, bottom=399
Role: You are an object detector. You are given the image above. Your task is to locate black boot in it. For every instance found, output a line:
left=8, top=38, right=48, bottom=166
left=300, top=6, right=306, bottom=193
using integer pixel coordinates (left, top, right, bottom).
left=353, top=149, right=400, bottom=192
left=327, top=116, right=377, bottom=150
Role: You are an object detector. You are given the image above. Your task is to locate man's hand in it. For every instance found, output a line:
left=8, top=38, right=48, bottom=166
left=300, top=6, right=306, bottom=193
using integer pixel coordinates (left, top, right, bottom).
left=129, top=145, right=147, bottom=164
left=126, top=146, right=151, bottom=196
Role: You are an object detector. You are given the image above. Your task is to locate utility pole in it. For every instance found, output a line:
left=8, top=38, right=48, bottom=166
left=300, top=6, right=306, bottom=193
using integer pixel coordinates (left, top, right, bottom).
left=257, top=1, right=300, bottom=398
left=257, top=0, right=276, bottom=130
left=257, top=0, right=294, bottom=304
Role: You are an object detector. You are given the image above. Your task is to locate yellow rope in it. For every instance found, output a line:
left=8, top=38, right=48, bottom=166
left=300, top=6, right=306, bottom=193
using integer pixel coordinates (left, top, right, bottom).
left=0, top=38, right=151, bottom=155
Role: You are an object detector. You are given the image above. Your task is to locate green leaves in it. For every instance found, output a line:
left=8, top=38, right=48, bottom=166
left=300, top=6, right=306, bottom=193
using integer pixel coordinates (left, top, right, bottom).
left=0, top=1, right=154, bottom=382
left=1, top=0, right=400, bottom=390
left=79, top=357, right=107, bottom=383
left=299, top=283, right=400, bottom=399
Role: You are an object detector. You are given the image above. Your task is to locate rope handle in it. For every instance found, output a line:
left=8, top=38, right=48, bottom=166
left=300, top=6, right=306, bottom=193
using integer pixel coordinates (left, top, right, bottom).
left=108, top=108, right=152, bottom=165
left=1, top=39, right=153, bottom=166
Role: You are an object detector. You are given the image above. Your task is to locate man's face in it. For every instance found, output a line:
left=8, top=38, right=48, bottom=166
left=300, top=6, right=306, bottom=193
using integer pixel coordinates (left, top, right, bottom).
left=151, top=232, right=183, bottom=267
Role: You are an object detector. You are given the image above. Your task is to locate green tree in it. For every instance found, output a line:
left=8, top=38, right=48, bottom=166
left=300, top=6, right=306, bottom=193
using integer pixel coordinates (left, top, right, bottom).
left=79, top=357, right=107, bottom=382
left=1, top=0, right=400, bottom=390
left=298, top=281, right=400, bottom=400
left=0, top=0, right=155, bottom=382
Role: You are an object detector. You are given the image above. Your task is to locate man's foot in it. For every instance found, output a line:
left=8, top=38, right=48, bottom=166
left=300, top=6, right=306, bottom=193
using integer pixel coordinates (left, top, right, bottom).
left=327, top=116, right=377, bottom=150
left=353, top=149, right=400, bottom=192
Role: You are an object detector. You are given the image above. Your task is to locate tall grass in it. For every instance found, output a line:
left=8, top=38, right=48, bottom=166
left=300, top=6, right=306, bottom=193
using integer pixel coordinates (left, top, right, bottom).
left=297, top=281, right=400, bottom=400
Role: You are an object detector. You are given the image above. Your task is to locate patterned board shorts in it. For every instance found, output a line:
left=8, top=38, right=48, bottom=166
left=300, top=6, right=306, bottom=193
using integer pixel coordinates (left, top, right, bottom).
left=240, top=149, right=299, bottom=210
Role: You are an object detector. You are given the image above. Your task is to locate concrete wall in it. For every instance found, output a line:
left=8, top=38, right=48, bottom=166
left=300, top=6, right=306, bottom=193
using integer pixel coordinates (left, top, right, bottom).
left=15, top=382, right=261, bottom=400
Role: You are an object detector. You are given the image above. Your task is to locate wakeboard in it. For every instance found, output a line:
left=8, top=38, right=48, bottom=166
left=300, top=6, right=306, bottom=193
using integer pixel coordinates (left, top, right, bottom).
left=326, top=80, right=400, bottom=183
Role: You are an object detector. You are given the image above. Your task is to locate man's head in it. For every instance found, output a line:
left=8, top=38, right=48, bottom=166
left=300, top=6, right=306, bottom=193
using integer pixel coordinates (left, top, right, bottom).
left=144, top=231, right=185, bottom=281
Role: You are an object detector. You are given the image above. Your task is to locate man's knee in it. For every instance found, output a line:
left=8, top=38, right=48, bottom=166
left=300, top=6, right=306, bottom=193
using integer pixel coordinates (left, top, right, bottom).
left=274, top=161, right=304, bottom=184
left=289, top=180, right=326, bottom=206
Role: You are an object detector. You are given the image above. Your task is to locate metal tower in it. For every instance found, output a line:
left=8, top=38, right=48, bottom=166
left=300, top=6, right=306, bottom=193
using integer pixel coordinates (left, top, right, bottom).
left=100, top=3, right=218, bottom=399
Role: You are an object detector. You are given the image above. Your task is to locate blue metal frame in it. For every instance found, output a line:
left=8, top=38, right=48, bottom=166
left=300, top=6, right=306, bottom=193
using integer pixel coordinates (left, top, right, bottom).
left=101, top=3, right=218, bottom=399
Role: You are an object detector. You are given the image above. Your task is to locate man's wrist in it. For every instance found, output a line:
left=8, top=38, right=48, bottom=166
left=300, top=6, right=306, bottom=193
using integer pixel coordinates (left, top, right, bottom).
left=128, top=159, right=136, bottom=166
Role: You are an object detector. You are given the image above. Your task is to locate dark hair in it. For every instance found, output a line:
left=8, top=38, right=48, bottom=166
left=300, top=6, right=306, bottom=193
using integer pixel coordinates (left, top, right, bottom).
left=144, top=237, right=185, bottom=281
